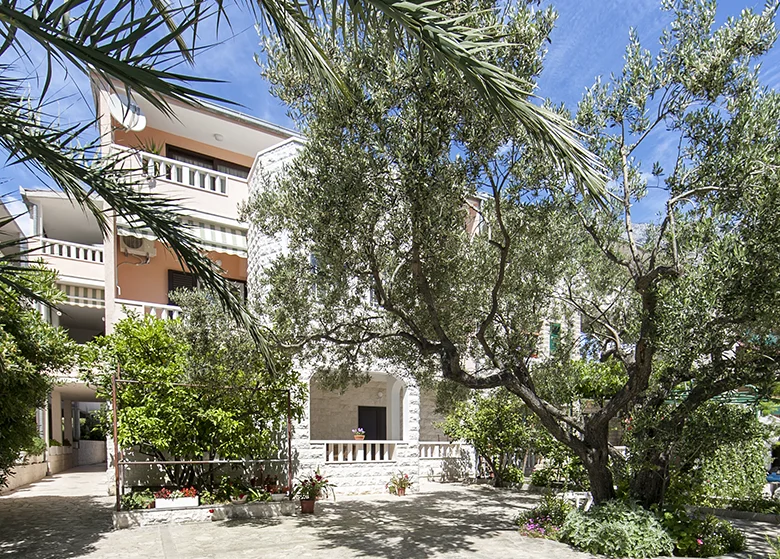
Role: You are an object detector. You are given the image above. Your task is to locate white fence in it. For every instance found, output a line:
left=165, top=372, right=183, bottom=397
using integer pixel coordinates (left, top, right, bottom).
left=41, top=238, right=104, bottom=263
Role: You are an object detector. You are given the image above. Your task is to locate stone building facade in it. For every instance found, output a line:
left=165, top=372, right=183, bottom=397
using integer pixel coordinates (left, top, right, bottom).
left=247, top=140, right=475, bottom=494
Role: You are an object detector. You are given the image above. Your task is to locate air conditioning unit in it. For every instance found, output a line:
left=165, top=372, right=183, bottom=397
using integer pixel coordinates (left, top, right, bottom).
left=120, top=236, right=157, bottom=258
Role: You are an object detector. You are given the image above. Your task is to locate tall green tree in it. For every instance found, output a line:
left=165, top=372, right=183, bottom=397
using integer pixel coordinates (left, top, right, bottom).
left=83, top=289, right=305, bottom=488
left=0, top=259, right=75, bottom=487
left=439, top=389, right=537, bottom=487
left=0, top=0, right=606, bottom=352
left=250, top=0, right=780, bottom=505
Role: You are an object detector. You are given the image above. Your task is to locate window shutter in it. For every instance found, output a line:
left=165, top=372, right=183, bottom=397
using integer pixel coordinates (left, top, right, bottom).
left=168, top=270, right=198, bottom=304
left=549, top=323, right=561, bottom=354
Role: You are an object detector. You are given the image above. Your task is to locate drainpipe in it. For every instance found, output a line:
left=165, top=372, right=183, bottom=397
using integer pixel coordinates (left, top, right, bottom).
left=43, top=396, right=51, bottom=476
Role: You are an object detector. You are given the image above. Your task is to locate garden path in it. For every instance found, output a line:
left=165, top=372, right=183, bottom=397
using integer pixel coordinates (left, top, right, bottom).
left=0, top=469, right=777, bottom=558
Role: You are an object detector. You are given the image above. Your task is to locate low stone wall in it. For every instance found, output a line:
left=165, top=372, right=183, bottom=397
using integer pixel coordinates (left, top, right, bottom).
left=306, top=442, right=420, bottom=495
left=690, top=505, right=780, bottom=525
left=77, top=440, right=107, bottom=466
left=1, top=455, right=47, bottom=494
left=113, top=500, right=297, bottom=529
left=420, top=449, right=475, bottom=482
left=48, top=446, right=74, bottom=474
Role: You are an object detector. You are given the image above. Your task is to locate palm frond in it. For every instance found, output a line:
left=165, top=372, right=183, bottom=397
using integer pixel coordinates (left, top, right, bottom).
left=0, top=73, right=274, bottom=369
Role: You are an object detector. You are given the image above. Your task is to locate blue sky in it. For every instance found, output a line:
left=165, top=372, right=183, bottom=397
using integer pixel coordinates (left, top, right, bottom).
left=3, top=0, right=779, bottom=228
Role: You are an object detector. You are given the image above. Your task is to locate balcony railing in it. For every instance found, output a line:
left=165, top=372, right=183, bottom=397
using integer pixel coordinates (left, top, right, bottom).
left=116, top=299, right=181, bottom=320
left=40, top=238, right=103, bottom=263
left=320, top=440, right=398, bottom=463
left=419, top=442, right=463, bottom=459
left=138, top=151, right=232, bottom=195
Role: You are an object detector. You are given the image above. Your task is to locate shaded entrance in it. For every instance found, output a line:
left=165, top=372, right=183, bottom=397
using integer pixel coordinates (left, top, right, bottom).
left=358, top=406, right=387, bottom=440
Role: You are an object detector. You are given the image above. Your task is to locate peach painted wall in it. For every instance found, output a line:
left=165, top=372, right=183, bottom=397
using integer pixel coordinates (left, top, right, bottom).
left=113, top=125, right=256, bottom=169
left=116, top=238, right=247, bottom=304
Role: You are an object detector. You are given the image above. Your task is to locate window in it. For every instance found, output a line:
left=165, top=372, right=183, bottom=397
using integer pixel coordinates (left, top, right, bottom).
left=168, top=271, right=247, bottom=305
left=228, top=279, right=247, bottom=302
left=549, top=322, right=561, bottom=354
left=166, top=146, right=250, bottom=179
left=168, top=270, right=197, bottom=304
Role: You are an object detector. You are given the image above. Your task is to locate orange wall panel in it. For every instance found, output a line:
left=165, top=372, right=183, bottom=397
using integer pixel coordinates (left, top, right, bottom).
left=113, top=124, right=256, bottom=169
left=116, top=238, right=247, bottom=305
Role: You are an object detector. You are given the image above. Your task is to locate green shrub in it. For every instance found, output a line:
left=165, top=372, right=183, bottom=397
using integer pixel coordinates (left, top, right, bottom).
left=729, top=496, right=780, bottom=515
left=516, top=494, right=572, bottom=540
left=120, top=489, right=154, bottom=510
left=502, top=465, right=525, bottom=485
left=661, top=509, right=745, bottom=557
left=48, top=439, right=61, bottom=447
left=560, top=500, right=674, bottom=557
left=24, top=436, right=46, bottom=456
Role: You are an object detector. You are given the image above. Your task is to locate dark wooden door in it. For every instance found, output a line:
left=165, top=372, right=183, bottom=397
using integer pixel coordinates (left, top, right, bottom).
left=358, top=406, right=387, bottom=440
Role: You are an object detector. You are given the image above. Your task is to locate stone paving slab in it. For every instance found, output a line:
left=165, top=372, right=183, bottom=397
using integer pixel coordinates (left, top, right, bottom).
left=1, top=468, right=778, bottom=559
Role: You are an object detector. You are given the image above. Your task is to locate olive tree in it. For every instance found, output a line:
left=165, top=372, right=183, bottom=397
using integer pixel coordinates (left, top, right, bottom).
left=249, top=0, right=780, bottom=505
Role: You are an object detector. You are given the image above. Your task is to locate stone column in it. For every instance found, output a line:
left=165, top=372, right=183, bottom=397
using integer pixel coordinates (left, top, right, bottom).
left=62, top=399, right=72, bottom=444
left=50, top=390, right=63, bottom=444
left=387, top=377, right=404, bottom=440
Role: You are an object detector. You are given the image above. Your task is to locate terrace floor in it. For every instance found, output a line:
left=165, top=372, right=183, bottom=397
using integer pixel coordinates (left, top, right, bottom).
left=0, top=465, right=776, bottom=558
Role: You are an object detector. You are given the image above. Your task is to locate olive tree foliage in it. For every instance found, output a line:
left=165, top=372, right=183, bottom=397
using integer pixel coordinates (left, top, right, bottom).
left=0, top=261, right=75, bottom=487
left=83, top=289, right=305, bottom=489
left=568, top=0, right=780, bottom=505
left=249, top=0, right=780, bottom=506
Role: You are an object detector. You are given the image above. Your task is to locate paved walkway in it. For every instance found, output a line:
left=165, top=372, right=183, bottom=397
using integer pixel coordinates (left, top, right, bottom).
left=0, top=464, right=114, bottom=558
left=0, top=468, right=777, bottom=558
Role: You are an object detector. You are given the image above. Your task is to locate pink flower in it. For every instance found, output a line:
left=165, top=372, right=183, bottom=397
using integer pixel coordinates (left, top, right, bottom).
left=697, top=539, right=703, bottom=545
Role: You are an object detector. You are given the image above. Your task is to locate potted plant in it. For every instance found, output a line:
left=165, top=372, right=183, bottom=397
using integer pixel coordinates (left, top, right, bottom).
left=386, top=472, right=414, bottom=496
left=291, top=468, right=335, bottom=514
left=230, top=486, right=248, bottom=505
left=352, top=427, right=365, bottom=440
left=154, top=486, right=199, bottom=508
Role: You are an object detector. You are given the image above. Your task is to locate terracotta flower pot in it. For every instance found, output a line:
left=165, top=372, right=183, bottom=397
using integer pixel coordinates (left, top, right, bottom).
left=397, top=487, right=406, bottom=496
left=354, top=435, right=365, bottom=440
left=300, top=499, right=316, bottom=514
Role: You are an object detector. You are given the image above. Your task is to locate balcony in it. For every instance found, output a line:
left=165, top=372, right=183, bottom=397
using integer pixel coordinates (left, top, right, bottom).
left=115, top=299, right=182, bottom=321
left=112, top=145, right=248, bottom=221
left=32, top=238, right=105, bottom=283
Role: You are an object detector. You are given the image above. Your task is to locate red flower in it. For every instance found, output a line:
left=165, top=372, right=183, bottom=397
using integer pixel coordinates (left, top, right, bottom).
left=209, top=509, right=214, bottom=514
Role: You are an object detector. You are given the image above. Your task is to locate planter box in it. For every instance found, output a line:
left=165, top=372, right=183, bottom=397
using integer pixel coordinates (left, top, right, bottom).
left=114, top=500, right=296, bottom=529
left=155, top=496, right=199, bottom=509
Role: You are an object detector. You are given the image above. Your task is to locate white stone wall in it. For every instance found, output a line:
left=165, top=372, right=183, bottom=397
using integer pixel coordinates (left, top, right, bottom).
left=419, top=389, right=447, bottom=442
left=77, top=440, right=107, bottom=466
left=245, top=139, right=483, bottom=494
left=246, top=139, right=304, bottom=307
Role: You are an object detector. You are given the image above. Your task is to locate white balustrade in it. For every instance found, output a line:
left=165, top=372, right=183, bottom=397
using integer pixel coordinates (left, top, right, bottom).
left=116, top=300, right=182, bottom=320
left=419, top=442, right=461, bottom=459
left=41, top=238, right=103, bottom=263
left=142, top=303, right=182, bottom=320
left=324, top=440, right=396, bottom=463
left=139, top=151, right=229, bottom=195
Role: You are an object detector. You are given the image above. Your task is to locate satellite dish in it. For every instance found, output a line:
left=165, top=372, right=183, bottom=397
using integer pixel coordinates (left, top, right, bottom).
left=108, top=92, right=146, bottom=132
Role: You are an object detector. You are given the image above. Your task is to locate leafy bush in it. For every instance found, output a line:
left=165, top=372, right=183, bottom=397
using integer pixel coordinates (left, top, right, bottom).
left=516, top=494, right=572, bottom=540
left=560, top=500, right=674, bottom=557
left=24, top=436, right=46, bottom=456
left=48, top=439, right=61, bottom=447
left=530, top=467, right=553, bottom=488
left=661, top=509, right=745, bottom=557
left=120, top=489, right=154, bottom=510
left=660, top=404, right=770, bottom=506
left=729, top=496, right=780, bottom=515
